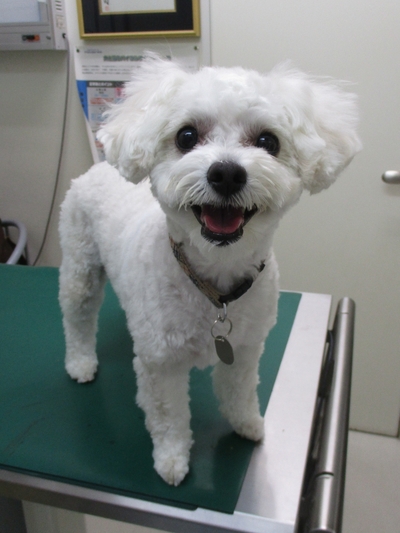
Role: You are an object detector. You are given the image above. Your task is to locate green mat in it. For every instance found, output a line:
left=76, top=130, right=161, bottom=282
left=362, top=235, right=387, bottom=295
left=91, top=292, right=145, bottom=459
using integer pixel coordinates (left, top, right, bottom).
left=0, top=264, right=301, bottom=514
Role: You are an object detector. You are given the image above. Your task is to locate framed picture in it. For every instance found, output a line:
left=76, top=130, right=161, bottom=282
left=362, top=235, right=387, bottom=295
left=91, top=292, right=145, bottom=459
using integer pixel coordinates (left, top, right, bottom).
left=77, top=0, right=201, bottom=39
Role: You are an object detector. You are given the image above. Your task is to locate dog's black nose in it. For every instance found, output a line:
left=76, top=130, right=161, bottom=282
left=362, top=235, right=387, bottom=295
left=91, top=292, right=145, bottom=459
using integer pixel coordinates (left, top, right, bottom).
left=207, top=161, right=247, bottom=197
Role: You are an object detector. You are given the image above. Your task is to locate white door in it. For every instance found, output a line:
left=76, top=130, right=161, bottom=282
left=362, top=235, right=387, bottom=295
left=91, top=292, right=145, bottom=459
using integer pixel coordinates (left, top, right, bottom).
left=211, top=0, right=400, bottom=436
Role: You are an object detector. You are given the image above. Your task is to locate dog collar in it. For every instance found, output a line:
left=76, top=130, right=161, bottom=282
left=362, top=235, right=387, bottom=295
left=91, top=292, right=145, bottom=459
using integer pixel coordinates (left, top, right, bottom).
left=169, top=236, right=265, bottom=309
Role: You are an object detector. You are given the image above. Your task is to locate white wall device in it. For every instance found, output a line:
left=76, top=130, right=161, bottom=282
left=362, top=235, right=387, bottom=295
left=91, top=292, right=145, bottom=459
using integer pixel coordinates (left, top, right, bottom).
left=0, top=0, right=67, bottom=50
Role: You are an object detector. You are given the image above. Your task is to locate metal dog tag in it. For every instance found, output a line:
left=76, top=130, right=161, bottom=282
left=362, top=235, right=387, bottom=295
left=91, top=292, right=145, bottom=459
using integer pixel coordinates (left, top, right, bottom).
left=214, top=336, right=234, bottom=365
left=211, top=304, right=234, bottom=364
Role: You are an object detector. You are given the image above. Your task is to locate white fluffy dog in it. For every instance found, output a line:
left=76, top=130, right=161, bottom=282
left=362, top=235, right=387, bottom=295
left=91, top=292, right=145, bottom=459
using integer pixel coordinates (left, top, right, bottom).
left=59, top=55, right=361, bottom=486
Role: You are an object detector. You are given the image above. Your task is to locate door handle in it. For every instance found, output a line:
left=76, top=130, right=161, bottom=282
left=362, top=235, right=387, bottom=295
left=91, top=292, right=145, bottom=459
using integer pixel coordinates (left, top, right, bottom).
left=382, top=170, right=400, bottom=184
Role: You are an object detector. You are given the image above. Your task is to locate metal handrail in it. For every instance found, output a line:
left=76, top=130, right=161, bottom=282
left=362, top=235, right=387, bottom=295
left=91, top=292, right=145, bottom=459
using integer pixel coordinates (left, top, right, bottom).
left=308, top=298, right=355, bottom=532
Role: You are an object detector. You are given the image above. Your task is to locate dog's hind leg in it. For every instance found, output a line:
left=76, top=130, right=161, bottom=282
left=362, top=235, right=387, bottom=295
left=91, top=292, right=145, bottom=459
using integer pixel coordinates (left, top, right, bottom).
left=59, top=206, right=106, bottom=383
left=133, top=357, right=193, bottom=486
left=212, top=342, right=265, bottom=442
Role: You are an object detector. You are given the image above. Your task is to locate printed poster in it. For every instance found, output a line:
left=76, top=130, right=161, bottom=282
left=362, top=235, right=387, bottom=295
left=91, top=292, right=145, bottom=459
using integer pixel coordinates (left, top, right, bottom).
left=74, top=46, right=198, bottom=162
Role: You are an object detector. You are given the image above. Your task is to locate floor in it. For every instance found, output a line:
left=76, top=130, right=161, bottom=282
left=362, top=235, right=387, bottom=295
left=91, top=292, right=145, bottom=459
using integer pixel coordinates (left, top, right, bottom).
left=21, top=430, right=400, bottom=533
left=342, top=430, right=400, bottom=533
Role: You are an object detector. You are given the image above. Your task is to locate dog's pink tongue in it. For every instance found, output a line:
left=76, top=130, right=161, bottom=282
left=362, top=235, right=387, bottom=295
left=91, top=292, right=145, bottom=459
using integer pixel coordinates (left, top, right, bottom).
left=201, top=205, right=244, bottom=234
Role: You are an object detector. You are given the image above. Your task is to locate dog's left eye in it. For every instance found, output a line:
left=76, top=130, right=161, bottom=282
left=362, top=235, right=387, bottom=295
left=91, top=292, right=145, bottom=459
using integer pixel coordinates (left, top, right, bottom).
left=176, top=126, right=199, bottom=152
left=255, top=132, right=280, bottom=156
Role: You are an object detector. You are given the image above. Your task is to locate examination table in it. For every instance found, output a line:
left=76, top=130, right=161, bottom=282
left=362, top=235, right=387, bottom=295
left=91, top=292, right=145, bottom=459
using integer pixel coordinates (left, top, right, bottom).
left=0, top=265, right=354, bottom=533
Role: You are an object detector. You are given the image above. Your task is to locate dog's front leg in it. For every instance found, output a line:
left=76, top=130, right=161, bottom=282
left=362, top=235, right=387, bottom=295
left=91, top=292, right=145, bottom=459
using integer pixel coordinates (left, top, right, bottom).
left=212, top=342, right=265, bottom=442
left=133, top=357, right=193, bottom=486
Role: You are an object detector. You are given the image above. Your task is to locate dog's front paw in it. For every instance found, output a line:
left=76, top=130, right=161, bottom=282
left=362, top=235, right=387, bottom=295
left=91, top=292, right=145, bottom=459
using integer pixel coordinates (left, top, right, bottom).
left=233, top=414, right=265, bottom=442
left=154, top=449, right=190, bottom=486
left=65, top=357, right=98, bottom=383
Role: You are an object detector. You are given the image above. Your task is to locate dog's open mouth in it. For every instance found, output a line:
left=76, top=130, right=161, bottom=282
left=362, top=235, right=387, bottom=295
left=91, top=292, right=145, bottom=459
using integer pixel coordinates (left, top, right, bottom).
left=191, top=205, right=257, bottom=245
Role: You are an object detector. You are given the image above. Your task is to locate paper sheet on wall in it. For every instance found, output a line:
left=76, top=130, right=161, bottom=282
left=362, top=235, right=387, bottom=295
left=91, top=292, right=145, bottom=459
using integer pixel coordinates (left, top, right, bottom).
left=74, top=46, right=199, bottom=163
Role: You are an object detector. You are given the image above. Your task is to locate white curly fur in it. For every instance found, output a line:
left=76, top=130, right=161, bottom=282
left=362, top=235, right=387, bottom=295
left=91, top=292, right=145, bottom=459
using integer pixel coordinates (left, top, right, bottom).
left=59, top=55, right=361, bottom=486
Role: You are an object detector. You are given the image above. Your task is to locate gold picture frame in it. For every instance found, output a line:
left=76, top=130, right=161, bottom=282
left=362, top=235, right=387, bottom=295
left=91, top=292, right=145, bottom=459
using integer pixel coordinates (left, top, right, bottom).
left=77, top=0, right=200, bottom=39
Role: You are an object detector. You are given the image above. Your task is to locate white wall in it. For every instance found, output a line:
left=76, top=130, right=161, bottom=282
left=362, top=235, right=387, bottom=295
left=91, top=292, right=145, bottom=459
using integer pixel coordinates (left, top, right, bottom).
left=0, top=47, right=93, bottom=266
left=209, top=0, right=400, bottom=437
left=0, top=0, right=209, bottom=267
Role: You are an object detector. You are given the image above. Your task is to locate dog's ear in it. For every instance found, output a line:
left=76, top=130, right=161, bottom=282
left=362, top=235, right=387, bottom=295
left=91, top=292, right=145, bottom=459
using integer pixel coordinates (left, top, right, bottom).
left=272, top=67, right=362, bottom=194
left=97, top=54, right=187, bottom=182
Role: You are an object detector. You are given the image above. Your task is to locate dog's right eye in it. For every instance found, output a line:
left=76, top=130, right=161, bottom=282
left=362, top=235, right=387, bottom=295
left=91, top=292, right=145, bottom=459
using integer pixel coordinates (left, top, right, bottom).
left=176, top=127, right=199, bottom=152
left=255, top=131, right=280, bottom=157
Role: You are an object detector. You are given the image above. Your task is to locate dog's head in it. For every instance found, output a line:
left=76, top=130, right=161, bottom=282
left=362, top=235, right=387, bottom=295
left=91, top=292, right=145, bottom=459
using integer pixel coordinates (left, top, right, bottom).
left=98, top=55, right=361, bottom=250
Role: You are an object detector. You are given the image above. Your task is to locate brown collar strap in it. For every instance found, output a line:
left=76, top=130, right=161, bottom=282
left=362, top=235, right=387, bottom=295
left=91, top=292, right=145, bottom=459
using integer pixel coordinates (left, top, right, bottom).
left=169, top=237, right=265, bottom=309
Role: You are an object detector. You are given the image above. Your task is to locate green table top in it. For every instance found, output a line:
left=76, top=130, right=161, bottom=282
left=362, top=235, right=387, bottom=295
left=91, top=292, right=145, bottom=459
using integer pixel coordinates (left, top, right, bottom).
left=0, top=264, right=301, bottom=514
